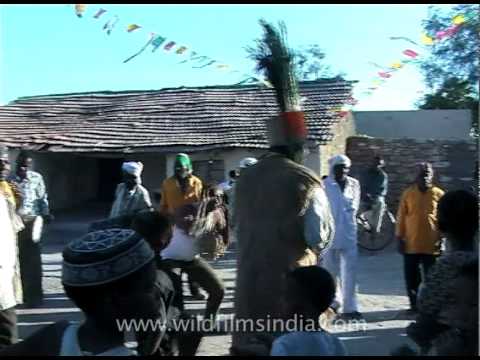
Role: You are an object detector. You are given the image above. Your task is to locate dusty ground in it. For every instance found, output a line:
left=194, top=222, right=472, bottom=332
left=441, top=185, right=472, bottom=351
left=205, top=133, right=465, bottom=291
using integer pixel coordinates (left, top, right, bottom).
left=16, top=206, right=417, bottom=356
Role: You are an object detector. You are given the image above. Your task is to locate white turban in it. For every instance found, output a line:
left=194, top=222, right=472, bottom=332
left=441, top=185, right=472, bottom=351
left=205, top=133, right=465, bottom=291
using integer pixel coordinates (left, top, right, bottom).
left=239, top=157, right=258, bottom=169
left=122, top=161, right=143, bottom=177
left=329, top=155, right=351, bottom=169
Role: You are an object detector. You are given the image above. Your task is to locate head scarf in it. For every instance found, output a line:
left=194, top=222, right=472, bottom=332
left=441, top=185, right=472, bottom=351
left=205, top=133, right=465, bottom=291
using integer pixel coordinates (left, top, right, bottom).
left=175, top=153, right=193, bottom=172
left=122, top=161, right=143, bottom=178
left=62, top=229, right=154, bottom=287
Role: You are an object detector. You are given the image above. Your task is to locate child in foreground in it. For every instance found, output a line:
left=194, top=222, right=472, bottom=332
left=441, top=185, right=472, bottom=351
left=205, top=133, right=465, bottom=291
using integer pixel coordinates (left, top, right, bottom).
left=270, top=266, right=347, bottom=356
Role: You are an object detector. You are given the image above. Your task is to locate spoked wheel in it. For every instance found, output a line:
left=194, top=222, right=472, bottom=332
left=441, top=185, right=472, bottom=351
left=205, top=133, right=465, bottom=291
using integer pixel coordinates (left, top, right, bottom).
left=357, top=211, right=395, bottom=251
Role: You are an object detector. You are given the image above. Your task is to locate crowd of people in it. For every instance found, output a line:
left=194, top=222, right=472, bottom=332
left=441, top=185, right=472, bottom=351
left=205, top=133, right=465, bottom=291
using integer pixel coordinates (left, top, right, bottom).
left=0, top=140, right=478, bottom=356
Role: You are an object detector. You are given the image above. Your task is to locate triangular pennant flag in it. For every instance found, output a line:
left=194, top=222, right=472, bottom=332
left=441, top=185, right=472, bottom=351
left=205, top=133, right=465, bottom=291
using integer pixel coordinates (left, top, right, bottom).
left=452, top=14, right=465, bottom=25
left=164, top=41, right=176, bottom=51
left=403, top=49, right=419, bottom=58
left=151, top=35, right=166, bottom=52
left=103, top=16, right=119, bottom=35
left=390, top=62, right=403, bottom=69
left=378, top=71, right=392, bottom=79
left=127, top=24, right=142, bottom=33
left=175, top=46, right=188, bottom=54
left=420, top=33, right=434, bottom=45
left=75, top=4, right=86, bottom=17
left=93, top=8, right=107, bottom=19
left=444, top=24, right=461, bottom=37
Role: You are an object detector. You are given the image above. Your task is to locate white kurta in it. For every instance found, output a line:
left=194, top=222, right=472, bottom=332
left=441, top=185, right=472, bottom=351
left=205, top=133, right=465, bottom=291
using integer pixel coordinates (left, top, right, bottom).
left=303, top=186, right=335, bottom=255
left=109, top=183, right=152, bottom=218
left=0, top=195, right=21, bottom=310
left=322, top=176, right=361, bottom=313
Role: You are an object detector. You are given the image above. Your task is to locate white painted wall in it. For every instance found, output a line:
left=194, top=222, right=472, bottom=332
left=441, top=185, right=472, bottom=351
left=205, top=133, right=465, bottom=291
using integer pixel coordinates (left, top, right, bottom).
left=165, top=145, right=324, bottom=183
left=354, top=109, right=472, bottom=140
left=165, top=148, right=268, bottom=181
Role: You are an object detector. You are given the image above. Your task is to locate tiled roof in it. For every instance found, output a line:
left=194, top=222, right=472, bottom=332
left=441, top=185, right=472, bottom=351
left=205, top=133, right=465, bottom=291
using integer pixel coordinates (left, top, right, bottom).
left=0, top=79, right=354, bottom=153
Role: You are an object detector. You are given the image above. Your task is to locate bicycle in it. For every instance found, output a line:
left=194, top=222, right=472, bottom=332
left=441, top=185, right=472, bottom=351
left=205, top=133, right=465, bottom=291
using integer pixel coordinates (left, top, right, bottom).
left=357, top=202, right=396, bottom=251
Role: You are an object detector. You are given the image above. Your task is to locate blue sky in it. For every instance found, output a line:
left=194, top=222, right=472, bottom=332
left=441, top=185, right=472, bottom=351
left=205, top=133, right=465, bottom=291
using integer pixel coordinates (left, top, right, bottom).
left=0, top=4, right=454, bottom=110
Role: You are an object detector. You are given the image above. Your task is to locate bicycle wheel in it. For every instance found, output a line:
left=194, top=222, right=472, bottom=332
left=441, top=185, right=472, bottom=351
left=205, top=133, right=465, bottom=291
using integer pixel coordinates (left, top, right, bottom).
left=357, top=211, right=395, bottom=251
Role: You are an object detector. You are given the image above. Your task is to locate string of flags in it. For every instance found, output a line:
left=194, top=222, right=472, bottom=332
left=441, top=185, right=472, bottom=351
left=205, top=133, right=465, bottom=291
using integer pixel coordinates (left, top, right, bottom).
left=72, top=5, right=476, bottom=121
left=72, top=4, right=271, bottom=88
left=357, top=8, right=477, bottom=104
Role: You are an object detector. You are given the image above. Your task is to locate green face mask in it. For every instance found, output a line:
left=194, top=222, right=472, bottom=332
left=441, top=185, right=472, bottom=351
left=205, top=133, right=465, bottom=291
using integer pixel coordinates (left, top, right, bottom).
left=174, top=154, right=192, bottom=175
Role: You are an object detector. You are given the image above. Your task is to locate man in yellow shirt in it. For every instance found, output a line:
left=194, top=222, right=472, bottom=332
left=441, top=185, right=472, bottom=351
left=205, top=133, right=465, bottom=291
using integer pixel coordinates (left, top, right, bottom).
left=159, top=153, right=203, bottom=215
left=159, top=153, right=204, bottom=300
left=396, top=162, right=445, bottom=313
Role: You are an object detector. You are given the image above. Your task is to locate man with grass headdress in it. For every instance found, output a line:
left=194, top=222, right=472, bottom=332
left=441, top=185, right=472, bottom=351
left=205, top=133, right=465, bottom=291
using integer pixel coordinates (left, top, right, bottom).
left=231, top=20, right=335, bottom=354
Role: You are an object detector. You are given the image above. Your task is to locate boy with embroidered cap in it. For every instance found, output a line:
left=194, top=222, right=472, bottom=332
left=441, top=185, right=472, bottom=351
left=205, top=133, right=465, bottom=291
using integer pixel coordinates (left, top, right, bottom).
left=0, top=228, right=164, bottom=356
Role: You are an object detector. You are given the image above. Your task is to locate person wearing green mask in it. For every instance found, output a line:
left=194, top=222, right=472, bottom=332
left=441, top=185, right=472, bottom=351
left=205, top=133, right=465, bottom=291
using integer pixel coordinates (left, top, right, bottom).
left=159, top=153, right=203, bottom=216
left=159, top=153, right=204, bottom=300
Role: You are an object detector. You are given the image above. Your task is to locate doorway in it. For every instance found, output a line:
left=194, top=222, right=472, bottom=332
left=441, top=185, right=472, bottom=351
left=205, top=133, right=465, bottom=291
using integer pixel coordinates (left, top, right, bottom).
left=97, top=158, right=125, bottom=202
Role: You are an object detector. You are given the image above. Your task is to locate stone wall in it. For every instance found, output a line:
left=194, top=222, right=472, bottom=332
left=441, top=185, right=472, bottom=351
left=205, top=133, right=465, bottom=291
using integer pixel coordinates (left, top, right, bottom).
left=346, top=136, right=478, bottom=212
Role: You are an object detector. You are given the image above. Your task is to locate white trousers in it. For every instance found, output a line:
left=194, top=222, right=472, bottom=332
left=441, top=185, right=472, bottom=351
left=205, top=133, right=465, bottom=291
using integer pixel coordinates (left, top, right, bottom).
left=322, top=247, right=359, bottom=313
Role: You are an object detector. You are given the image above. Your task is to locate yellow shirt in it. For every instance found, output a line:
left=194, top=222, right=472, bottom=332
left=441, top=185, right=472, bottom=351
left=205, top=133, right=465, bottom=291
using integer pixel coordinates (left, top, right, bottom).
left=0, top=181, right=16, bottom=207
left=159, top=175, right=203, bottom=215
left=396, top=185, right=445, bottom=255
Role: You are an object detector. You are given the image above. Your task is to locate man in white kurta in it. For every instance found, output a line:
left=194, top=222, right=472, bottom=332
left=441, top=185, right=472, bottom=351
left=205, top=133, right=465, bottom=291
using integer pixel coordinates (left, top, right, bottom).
left=322, top=155, right=362, bottom=320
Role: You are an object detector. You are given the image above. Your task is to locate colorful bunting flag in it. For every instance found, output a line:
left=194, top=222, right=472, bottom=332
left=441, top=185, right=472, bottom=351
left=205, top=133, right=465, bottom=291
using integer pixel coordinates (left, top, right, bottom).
left=175, top=46, right=188, bottom=54
left=127, top=24, right=141, bottom=33
left=103, top=16, right=119, bottom=35
left=164, top=41, right=176, bottom=51
left=151, top=35, right=166, bottom=52
left=390, top=62, right=403, bottom=69
left=75, top=4, right=86, bottom=18
left=444, top=24, right=461, bottom=37
left=93, top=8, right=107, bottom=19
left=378, top=72, right=392, bottom=79
left=420, top=33, right=434, bottom=45
left=402, top=49, right=419, bottom=58
left=452, top=14, right=465, bottom=25
left=435, top=30, right=449, bottom=40
left=216, top=64, right=229, bottom=70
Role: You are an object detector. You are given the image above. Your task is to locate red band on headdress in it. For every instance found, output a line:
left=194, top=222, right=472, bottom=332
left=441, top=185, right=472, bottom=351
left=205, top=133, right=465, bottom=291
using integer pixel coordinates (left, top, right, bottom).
left=281, top=111, right=308, bottom=139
